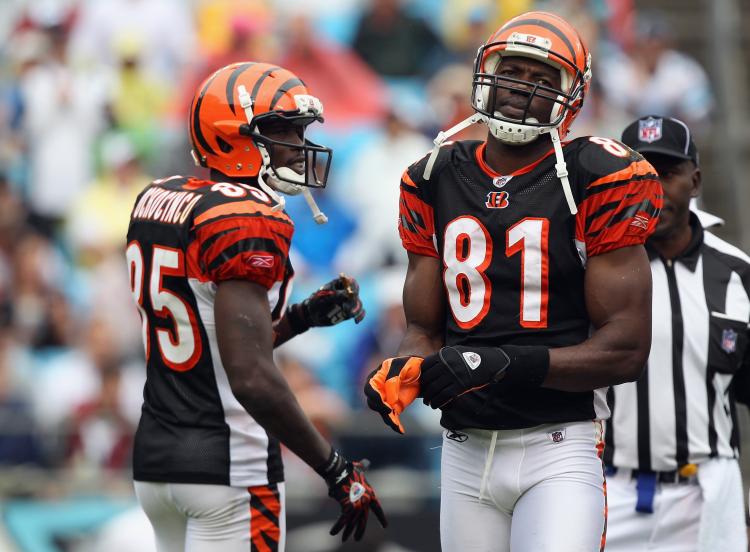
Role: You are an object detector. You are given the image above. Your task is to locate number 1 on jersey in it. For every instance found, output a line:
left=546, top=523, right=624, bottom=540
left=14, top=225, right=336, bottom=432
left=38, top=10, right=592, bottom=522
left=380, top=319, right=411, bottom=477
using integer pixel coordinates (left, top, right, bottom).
left=506, top=218, right=549, bottom=328
left=443, top=216, right=549, bottom=329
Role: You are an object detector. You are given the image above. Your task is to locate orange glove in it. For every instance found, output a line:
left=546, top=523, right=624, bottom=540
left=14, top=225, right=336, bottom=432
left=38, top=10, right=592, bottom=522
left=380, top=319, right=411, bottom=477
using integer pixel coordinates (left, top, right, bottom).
left=364, top=356, right=423, bottom=434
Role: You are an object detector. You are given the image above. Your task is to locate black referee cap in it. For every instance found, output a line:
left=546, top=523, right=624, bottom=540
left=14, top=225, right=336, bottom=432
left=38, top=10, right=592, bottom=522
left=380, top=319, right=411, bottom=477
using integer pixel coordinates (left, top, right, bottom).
left=621, top=115, right=699, bottom=165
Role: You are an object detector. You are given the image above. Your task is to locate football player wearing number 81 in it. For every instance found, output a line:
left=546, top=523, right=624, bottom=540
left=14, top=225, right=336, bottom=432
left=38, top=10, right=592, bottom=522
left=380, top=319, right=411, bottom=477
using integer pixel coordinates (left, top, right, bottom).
left=364, top=11, right=663, bottom=552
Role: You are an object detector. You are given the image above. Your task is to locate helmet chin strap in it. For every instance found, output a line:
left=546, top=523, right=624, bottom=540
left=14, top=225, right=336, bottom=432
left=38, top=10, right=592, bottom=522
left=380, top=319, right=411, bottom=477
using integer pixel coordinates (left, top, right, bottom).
left=423, top=113, right=484, bottom=179
left=257, top=145, right=328, bottom=224
left=487, top=115, right=545, bottom=144
left=256, top=168, right=286, bottom=212
left=301, top=187, right=328, bottom=224
left=549, top=127, right=577, bottom=215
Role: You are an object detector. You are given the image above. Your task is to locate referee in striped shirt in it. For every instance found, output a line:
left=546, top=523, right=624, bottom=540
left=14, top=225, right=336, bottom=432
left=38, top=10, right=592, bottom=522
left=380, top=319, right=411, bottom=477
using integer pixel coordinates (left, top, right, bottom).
left=604, top=115, right=750, bottom=552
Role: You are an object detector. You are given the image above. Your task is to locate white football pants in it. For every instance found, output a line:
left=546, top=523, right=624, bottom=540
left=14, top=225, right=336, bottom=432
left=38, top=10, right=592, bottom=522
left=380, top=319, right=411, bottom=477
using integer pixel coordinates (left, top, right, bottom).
left=134, top=481, right=286, bottom=552
left=440, top=420, right=607, bottom=552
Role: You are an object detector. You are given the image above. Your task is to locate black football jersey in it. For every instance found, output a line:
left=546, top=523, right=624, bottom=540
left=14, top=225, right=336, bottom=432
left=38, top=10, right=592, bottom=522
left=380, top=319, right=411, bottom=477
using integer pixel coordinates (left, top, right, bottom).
left=126, top=176, right=293, bottom=485
left=399, top=138, right=662, bottom=430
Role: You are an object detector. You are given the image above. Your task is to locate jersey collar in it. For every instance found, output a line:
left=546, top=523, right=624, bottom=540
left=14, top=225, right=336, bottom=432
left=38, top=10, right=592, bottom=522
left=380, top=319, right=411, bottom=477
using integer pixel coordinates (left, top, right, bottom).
left=475, top=141, right=556, bottom=179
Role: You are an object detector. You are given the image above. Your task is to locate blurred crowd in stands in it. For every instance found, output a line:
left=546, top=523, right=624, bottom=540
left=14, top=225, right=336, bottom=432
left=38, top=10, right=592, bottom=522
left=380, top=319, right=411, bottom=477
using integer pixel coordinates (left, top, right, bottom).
left=0, top=0, right=713, bottom=513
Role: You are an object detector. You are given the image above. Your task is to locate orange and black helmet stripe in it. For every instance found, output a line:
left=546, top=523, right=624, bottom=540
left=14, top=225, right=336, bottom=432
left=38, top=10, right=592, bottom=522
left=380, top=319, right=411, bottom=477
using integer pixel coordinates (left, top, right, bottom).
left=226, top=61, right=257, bottom=115
left=191, top=71, right=222, bottom=157
left=496, top=14, right=579, bottom=60
left=189, top=62, right=322, bottom=179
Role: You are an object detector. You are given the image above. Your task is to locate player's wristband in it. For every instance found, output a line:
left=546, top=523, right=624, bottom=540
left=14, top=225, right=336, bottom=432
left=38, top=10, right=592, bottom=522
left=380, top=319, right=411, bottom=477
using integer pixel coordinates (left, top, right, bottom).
left=314, top=448, right=345, bottom=482
left=500, top=344, right=550, bottom=388
left=286, top=303, right=311, bottom=335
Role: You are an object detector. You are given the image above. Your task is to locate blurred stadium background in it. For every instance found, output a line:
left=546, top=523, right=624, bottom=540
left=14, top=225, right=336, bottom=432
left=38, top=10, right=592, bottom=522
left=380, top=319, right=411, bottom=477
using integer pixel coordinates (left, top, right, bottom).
left=0, top=0, right=748, bottom=550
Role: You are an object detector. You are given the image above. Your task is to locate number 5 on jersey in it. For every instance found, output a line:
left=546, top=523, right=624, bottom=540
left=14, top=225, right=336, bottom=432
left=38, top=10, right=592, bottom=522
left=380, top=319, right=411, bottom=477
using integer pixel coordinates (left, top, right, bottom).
left=126, top=241, right=202, bottom=371
left=444, top=216, right=549, bottom=329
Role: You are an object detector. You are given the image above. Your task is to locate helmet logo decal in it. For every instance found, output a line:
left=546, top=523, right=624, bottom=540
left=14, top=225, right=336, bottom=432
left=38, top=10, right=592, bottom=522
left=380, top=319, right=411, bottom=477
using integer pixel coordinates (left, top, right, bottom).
left=638, top=117, right=663, bottom=143
left=485, top=191, right=510, bottom=209
left=508, top=32, right=552, bottom=51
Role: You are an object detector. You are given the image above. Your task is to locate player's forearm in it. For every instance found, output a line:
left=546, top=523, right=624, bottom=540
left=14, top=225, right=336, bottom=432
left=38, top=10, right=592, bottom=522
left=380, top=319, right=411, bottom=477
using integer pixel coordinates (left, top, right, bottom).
left=398, top=324, right=443, bottom=358
left=543, top=321, right=649, bottom=391
left=230, top=365, right=331, bottom=469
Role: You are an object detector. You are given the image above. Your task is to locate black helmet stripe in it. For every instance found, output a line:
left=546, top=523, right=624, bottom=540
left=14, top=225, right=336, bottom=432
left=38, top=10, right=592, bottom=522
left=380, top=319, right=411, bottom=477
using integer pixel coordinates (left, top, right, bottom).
left=250, top=66, right=281, bottom=103
left=499, top=18, right=577, bottom=60
left=226, top=62, right=257, bottom=115
left=191, top=71, right=221, bottom=156
left=270, top=78, right=305, bottom=110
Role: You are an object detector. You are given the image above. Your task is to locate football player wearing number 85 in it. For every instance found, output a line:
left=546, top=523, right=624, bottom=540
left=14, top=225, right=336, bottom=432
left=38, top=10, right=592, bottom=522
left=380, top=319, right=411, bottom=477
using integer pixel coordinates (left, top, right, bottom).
left=126, top=62, right=385, bottom=552
left=364, top=11, right=662, bottom=552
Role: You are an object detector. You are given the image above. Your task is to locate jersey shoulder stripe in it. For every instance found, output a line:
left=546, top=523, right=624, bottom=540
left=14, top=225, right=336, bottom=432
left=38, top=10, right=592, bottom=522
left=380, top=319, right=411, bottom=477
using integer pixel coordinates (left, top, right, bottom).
left=193, top=199, right=291, bottom=228
left=586, top=159, right=656, bottom=190
left=184, top=184, right=294, bottom=288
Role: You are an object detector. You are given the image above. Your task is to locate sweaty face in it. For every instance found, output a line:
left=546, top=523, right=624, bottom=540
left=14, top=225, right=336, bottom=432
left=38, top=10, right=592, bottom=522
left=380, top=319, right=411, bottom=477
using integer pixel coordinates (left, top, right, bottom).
left=490, top=56, right=562, bottom=124
left=646, top=154, right=699, bottom=239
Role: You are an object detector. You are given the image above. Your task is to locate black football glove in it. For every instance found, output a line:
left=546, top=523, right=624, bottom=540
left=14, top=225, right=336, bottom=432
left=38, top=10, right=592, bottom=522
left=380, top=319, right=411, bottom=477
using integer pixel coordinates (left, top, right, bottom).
left=420, top=345, right=550, bottom=409
left=316, top=449, right=387, bottom=542
left=287, top=274, right=365, bottom=334
left=420, top=346, right=509, bottom=409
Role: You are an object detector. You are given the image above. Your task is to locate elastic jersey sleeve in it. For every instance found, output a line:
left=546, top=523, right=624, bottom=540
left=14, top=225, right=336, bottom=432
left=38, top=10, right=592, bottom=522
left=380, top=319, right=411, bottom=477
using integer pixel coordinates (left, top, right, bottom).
left=398, top=165, right=438, bottom=258
left=575, top=145, right=663, bottom=258
left=190, top=197, right=293, bottom=290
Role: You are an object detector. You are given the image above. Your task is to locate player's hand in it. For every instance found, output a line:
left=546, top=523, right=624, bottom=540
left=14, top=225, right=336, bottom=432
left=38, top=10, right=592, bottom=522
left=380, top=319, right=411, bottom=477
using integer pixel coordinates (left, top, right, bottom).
left=289, top=274, right=365, bottom=332
left=318, top=450, right=387, bottom=542
left=364, top=356, right=423, bottom=434
left=420, top=346, right=510, bottom=409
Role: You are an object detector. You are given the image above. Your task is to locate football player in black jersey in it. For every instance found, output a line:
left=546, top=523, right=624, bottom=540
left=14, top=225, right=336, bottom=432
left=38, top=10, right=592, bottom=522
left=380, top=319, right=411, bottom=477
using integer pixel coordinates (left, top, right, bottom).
left=365, top=11, right=662, bottom=552
left=127, top=62, right=385, bottom=551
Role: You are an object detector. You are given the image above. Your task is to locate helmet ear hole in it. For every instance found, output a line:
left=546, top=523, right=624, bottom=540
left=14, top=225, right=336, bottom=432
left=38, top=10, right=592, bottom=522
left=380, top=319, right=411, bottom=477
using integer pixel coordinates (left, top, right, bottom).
left=216, top=137, right=233, bottom=154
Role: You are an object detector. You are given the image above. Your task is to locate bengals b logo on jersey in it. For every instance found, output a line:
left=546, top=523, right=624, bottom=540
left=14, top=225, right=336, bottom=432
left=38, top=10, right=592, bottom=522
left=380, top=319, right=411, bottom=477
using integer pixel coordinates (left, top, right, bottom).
left=486, top=191, right=510, bottom=209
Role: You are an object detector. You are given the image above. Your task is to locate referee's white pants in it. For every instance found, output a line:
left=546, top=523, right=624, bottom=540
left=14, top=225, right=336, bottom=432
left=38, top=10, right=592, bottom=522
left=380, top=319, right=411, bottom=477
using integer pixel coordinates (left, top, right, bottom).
left=440, top=420, right=606, bottom=552
left=134, top=481, right=286, bottom=552
left=605, top=457, right=746, bottom=552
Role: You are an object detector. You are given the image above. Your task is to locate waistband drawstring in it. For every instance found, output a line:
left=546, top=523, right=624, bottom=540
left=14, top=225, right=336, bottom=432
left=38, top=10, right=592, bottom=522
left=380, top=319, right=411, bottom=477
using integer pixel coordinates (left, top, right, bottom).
left=478, top=430, right=498, bottom=503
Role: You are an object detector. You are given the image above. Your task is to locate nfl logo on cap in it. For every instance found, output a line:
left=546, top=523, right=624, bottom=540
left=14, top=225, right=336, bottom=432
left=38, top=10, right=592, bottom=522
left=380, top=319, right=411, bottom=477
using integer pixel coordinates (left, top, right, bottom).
left=639, top=117, right=663, bottom=143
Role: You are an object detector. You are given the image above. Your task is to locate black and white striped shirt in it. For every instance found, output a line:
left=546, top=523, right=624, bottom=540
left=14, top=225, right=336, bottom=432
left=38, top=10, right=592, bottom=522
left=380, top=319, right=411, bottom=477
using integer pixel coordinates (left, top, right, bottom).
left=605, top=213, right=750, bottom=471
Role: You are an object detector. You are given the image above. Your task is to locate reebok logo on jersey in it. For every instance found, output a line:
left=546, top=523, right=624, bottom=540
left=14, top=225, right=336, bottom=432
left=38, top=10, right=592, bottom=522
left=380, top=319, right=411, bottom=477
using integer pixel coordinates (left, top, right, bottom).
left=462, top=351, right=482, bottom=370
left=248, top=255, right=274, bottom=268
left=486, top=191, right=510, bottom=209
left=630, top=214, right=650, bottom=230
left=349, top=482, right=366, bottom=503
